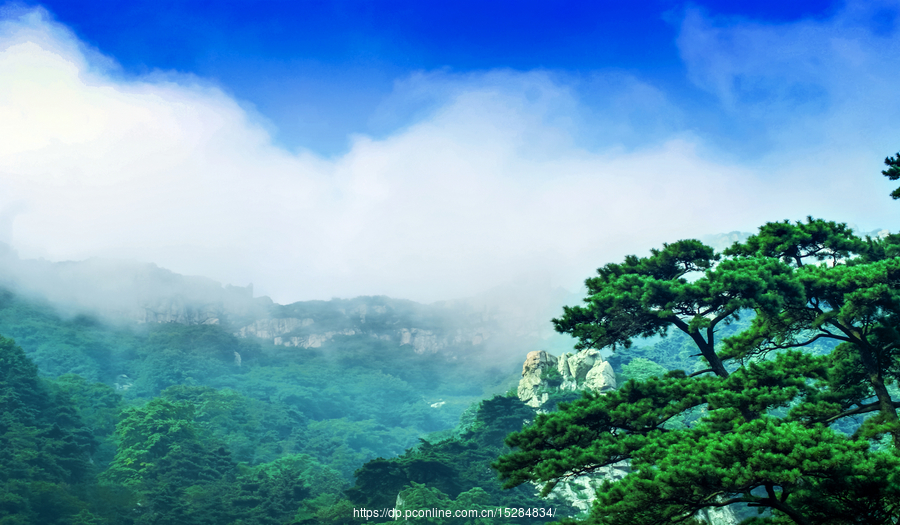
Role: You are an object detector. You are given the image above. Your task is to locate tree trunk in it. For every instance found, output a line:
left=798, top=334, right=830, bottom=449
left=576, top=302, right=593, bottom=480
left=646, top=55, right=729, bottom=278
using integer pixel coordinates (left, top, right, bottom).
left=858, top=344, right=900, bottom=449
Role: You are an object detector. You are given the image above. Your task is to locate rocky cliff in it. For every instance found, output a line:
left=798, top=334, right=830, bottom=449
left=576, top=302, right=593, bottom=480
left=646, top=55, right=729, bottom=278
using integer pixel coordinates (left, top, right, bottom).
left=517, top=348, right=616, bottom=408
left=231, top=302, right=496, bottom=354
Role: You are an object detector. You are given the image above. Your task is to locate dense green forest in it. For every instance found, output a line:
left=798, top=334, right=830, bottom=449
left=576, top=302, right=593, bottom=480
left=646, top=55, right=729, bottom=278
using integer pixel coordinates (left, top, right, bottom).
left=0, top=282, right=575, bottom=524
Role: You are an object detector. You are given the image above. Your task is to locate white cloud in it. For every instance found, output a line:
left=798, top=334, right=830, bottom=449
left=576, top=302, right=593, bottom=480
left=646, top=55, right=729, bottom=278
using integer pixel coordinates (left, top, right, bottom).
left=677, top=2, right=900, bottom=159
left=0, top=7, right=897, bottom=304
left=675, top=1, right=900, bottom=229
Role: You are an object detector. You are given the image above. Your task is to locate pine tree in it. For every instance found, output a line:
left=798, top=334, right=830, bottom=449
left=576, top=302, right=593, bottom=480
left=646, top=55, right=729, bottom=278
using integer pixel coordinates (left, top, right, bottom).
left=495, top=217, right=900, bottom=524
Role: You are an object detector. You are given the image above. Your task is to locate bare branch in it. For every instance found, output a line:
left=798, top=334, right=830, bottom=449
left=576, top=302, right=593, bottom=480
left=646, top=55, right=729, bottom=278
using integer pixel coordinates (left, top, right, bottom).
left=825, top=400, right=900, bottom=424
left=762, top=331, right=851, bottom=351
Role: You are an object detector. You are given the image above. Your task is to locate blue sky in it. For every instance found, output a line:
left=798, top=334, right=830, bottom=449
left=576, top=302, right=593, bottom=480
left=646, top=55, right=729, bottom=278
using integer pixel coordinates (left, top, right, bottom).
left=0, top=1, right=898, bottom=303
left=26, top=0, right=851, bottom=155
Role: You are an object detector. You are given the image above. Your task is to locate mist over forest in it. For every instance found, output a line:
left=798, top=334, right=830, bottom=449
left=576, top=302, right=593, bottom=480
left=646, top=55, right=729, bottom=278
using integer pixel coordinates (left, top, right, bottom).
left=3, top=211, right=899, bottom=524
left=0, top=237, right=596, bottom=523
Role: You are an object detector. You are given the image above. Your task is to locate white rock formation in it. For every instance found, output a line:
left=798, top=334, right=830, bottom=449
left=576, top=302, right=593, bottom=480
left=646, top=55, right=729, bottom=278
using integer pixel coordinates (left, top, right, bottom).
left=235, top=317, right=314, bottom=340
left=234, top=317, right=488, bottom=353
left=517, top=349, right=616, bottom=408
left=542, top=466, right=629, bottom=515
left=696, top=504, right=739, bottom=525
left=272, top=329, right=358, bottom=348
left=397, top=327, right=489, bottom=354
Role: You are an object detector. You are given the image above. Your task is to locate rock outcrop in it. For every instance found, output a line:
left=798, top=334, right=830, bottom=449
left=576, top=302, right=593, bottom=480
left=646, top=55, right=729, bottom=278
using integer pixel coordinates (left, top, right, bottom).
left=542, top=468, right=629, bottom=515
left=233, top=312, right=490, bottom=352
left=517, top=349, right=616, bottom=408
left=516, top=349, right=624, bottom=515
left=515, top=349, right=736, bottom=525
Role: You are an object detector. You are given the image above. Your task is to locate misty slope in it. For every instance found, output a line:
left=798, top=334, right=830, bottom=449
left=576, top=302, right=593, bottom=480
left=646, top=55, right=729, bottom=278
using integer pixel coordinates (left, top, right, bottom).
left=0, top=246, right=588, bottom=481
left=0, top=249, right=593, bottom=524
left=0, top=242, right=268, bottom=326
left=0, top=242, right=580, bottom=365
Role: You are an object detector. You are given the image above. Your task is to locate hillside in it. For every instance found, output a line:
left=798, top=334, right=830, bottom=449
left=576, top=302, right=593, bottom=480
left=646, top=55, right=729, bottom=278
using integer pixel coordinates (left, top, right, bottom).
left=0, top=248, right=593, bottom=524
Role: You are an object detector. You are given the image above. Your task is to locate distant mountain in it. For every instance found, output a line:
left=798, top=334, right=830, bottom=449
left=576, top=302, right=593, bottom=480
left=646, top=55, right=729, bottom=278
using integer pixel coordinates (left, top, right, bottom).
left=5, top=224, right=885, bottom=368
left=0, top=243, right=581, bottom=370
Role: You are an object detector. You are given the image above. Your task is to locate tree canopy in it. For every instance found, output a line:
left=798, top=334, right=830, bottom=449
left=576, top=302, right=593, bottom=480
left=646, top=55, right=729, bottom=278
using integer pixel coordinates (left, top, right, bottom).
left=495, top=212, right=900, bottom=524
left=0, top=335, right=98, bottom=524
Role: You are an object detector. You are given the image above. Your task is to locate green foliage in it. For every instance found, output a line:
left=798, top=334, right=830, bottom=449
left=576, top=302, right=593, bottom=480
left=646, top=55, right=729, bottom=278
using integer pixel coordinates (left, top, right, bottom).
left=2, top=157, right=899, bottom=525
left=219, top=362, right=454, bottom=476
left=160, top=385, right=308, bottom=465
left=618, top=357, right=668, bottom=383
left=102, top=397, right=211, bottom=489
left=304, top=418, right=420, bottom=480
left=392, top=482, right=453, bottom=524
left=540, top=365, right=562, bottom=387
left=49, top=374, right=123, bottom=468
left=217, top=456, right=313, bottom=525
left=884, top=151, right=900, bottom=199
left=0, top=289, right=151, bottom=385
left=383, top=483, right=513, bottom=525
left=0, top=335, right=100, bottom=524
left=723, top=217, right=864, bottom=266
left=0, top=286, right=531, bottom=524
left=100, top=395, right=352, bottom=525
left=552, top=239, right=801, bottom=379
left=349, top=395, right=576, bottom=523
left=128, top=324, right=259, bottom=398
left=0, top=287, right=486, bottom=477
left=606, top=328, right=705, bottom=376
